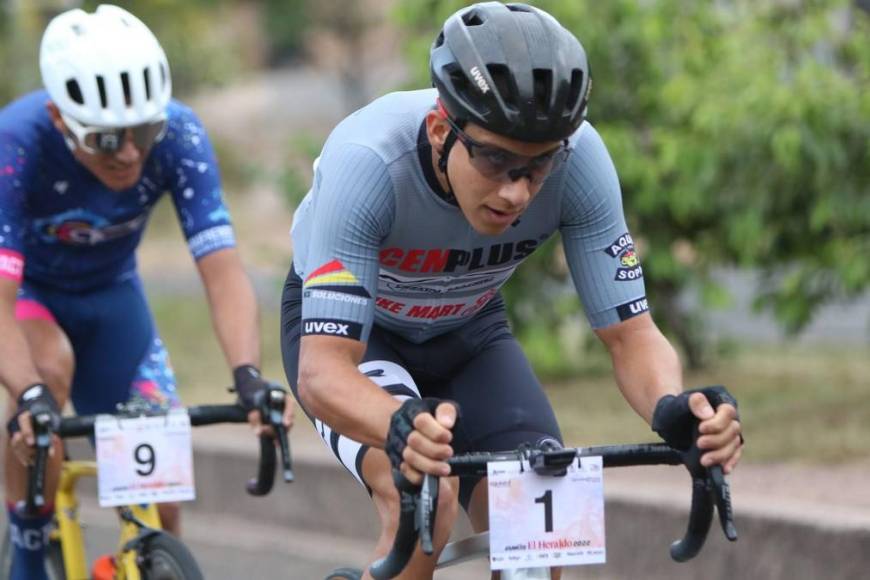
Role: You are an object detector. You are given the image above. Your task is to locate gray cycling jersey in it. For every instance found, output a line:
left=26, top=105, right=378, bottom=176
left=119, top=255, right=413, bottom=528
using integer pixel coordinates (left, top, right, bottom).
left=291, top=89, right=647, bottom=344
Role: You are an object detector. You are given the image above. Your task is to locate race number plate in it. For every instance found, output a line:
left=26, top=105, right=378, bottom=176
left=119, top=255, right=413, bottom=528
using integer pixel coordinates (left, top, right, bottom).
left=487, top=456, right=605, bottom=570
left=95, top=410, right=195, bottom=507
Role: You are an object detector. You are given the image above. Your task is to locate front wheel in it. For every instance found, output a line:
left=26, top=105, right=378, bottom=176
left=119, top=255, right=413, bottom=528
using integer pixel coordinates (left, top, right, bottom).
left=325, top=568, right=363, bottom=579
left=135, top=531, right=203, bottom=580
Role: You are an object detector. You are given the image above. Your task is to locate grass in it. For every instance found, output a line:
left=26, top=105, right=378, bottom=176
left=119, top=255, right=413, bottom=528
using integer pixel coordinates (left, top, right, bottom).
left=547, top=343, right=870, bottom=464
left=147, top=293, right=287, bottom=406
left=149, top=294, right=870, bottom=465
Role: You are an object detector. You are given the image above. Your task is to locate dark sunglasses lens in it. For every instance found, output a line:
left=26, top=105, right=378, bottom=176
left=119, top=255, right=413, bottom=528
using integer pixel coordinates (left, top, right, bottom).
left=528, top=148, right=570, bottom=183
left=85, top=129, right=125, bottom=153
left=132, top=119, right=168, bottom=150
left=469, top=146, right=522, bottom=180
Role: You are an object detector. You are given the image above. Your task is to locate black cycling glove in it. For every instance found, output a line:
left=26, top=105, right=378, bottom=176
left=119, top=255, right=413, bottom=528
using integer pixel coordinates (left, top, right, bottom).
left=385, top=398, right=458, bottom=473
left=7, top=383, right=61, bottom=437
left=651, top=385, right=739, bottom=451
left=232, top=364, right=279, bottom=411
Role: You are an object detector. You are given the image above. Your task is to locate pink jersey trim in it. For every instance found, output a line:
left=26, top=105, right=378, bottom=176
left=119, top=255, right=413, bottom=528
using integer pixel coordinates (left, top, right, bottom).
left=15, top=300, right=56, bottom=323
left=0, top=249, right=24, bottom=282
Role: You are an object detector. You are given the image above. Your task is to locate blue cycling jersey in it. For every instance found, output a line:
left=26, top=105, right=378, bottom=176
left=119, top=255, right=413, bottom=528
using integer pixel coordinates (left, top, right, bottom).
left=0, top=90, right=235, bottom=291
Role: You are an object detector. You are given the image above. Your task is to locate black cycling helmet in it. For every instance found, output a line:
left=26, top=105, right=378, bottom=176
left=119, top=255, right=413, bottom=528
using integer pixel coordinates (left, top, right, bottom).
left=430, top=2, right=591, bottom=143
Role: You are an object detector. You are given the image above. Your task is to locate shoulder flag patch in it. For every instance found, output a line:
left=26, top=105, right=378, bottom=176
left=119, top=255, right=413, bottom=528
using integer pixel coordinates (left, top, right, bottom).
left=304, top=259, right=371, bottom=298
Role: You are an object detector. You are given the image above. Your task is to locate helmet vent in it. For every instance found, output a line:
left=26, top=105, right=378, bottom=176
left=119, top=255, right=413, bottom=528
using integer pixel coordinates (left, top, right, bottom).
left=434, top=31, right=445, bottom=48
left=143, top=68, right=152, bottom=100
left=160, top=63, right=168, bottom=88
left=566, top=69, right=584, bottom=110
left=507, top=4, right=533, bottom=14
left=533, top=69, right=553, bottom=115
left=121, top=71, right=132, bottom=106
left=96, top=75, right=108, bottom=108
left=448, top=68, right=472, bottom=100
left=462, top=11, right=484, bottom=27
left=71, top=24, right=84, bottom=36
left=487, top=64, right=517, bottom=111
left=65, top=80, right=84, bottom=105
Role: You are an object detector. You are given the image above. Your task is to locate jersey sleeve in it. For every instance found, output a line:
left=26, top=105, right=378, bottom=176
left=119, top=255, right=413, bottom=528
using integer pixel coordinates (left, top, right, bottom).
left=160, top=104, right=236, bottom=261
left=0, top=133, right=33, bottom=282
left=559, top=124, right=648, bottom=329
left=292, top=143, right=395, bottom=343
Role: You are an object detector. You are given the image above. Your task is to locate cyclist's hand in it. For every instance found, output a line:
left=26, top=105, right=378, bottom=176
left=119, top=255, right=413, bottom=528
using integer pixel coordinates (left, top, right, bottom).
left=6, top=384, right=61, bottom=466
left=652, top=385, right=743, bottom=474
left=690, top=393, right=742, bottom=474
left=232, top=365, right=294, bottom=436
left=386, top=398, right=457, bottom=486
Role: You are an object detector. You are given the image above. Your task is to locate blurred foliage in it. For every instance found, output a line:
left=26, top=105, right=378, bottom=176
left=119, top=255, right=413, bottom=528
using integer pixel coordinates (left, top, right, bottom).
left=396, top=0, right=870, bottom=368
left=0, top=0, right=310, bottom=101
left=260, top=0, right=309, bottom=65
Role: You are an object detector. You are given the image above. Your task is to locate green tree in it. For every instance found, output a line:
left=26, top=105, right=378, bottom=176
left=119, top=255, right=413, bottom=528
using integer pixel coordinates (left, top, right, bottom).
left=396, top=0, right=870, bottom=368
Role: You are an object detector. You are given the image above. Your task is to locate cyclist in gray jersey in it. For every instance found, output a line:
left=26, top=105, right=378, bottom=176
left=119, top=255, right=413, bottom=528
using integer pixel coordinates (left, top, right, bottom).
left=282, top=3, right=743, bottom=578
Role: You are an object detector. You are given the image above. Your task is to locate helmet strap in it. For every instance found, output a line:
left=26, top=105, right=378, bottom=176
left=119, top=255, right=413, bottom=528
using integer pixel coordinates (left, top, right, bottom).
left=436, top=129, right=459, bottom=205
left=435, top=100, right=462, bottom=205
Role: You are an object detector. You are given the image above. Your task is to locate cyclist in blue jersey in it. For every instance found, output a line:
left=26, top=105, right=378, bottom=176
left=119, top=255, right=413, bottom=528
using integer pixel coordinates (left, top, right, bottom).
left=282, top=3, right=743, bottom=579
left=0, top=5, right=293, bottom=579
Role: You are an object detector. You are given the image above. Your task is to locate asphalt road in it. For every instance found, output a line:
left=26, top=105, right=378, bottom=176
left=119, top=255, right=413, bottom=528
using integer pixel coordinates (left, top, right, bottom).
left=0, top=497, right=493, bottom=579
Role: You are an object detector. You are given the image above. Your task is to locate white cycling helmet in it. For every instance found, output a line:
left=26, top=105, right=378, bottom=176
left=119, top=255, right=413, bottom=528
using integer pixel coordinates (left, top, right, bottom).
left=39, top=4, right=171, bottom=128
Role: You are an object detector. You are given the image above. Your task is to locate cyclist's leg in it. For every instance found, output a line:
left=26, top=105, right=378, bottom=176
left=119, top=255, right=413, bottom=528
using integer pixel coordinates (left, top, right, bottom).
left=280, top=268, right=459, bottom=580
left=4, top=288, right=73, bottom=580
left=67, top=276, right=182, bottom=535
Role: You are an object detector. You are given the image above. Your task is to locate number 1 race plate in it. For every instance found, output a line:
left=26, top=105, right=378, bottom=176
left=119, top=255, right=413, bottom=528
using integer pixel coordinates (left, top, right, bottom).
left=95, top=410, right=195, bottom=507
left=487, top=456, right=605, bottom=570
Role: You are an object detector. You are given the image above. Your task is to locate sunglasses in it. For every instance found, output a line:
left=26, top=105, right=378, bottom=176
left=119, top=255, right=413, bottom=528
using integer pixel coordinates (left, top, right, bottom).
left=444, top=115, right=570, bottom=184
left=61, top=112, right=168, bottom=155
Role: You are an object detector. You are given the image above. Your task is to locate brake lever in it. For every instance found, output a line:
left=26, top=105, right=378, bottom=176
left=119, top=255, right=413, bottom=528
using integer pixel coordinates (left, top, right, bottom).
left=418, top=473, right=439, bottom=555
left=709, top=465, right=738, bottom=541
left=264, top=388, right=294, bottom=483
left=26, top=412, right=55, bottom=514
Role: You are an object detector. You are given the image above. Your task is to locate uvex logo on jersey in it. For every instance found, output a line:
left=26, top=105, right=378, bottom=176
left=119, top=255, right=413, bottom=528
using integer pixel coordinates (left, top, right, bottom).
left=379, top=239, right=540, bottom=274
left=302, top=318, right=363, bottom=340
left=604, top=233, right=643, bottom=281
left=616, top=296, right=649, bottom=321
left=303, top=260, right=371, bottom=305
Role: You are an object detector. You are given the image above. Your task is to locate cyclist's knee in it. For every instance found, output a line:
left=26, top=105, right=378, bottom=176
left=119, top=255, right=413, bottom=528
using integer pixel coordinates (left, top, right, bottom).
left=19, top=319, right=75, bottom=397
left=35, top=358, right=73, bottom=403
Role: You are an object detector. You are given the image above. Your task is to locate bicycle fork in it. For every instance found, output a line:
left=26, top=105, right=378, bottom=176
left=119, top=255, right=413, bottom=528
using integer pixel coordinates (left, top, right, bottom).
left=54, top=460, right=163, bottom=580
left=54, top=461, right=96, bottom=579
left=114, top=504, right=163, bottom=579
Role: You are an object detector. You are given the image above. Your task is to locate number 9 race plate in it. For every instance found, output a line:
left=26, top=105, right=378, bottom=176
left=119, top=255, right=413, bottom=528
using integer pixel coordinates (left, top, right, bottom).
left=95, top=410, right=195, bottom=507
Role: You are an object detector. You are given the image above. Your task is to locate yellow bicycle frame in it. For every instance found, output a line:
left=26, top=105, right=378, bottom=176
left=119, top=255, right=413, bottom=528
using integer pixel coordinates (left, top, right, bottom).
left=54, top=459, right=162, bottom=579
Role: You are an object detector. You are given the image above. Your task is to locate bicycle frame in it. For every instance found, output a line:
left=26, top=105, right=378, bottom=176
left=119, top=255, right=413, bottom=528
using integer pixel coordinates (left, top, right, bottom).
left=54, top=458, right=162, bottom=579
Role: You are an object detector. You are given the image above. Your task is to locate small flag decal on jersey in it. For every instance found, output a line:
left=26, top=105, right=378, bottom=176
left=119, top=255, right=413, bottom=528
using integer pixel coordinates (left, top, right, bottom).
left=304, top=259, right=371, bottom=297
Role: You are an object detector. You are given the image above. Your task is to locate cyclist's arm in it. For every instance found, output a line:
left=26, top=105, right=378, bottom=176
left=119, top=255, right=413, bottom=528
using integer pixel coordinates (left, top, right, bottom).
left=594, top=314, right=682, bottom=424
left=597, top=316, right=741, bottom=470
left=0, top=132, right=41, bottom=399
left=0, top=277, right=43, bottom=399
left=160, top=104, right=259, bottom=370
left=298, top=335, right=400, bottom=447
left=196, top=248, right=260, bottom=369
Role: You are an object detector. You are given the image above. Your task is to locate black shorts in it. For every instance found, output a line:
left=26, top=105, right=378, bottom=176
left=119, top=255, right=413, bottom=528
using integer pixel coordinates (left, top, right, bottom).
left=280, top=265, right=562, bottom=509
